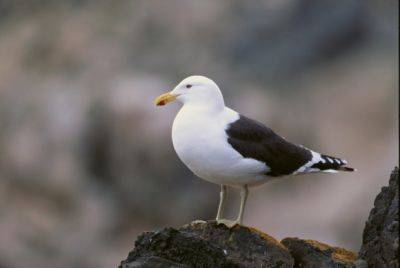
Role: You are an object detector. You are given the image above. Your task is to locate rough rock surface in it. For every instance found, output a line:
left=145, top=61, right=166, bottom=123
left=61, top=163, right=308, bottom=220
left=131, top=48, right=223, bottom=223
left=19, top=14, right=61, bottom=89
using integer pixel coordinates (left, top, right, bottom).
left=358, top=167, right=399, bottom=267
left=119, top=222, right=294, bottom=268
left=119, top=223, right=360, bottom=268
left=119, top=221, right=360, bottom=268
left=281, top=238, right=357, bottom=268
left=120, top=168, right=399, bottom=268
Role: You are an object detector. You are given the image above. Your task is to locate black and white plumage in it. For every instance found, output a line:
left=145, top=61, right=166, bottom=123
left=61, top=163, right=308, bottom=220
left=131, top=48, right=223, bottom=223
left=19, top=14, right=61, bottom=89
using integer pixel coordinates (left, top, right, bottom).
left=155, top=75, right=354, bottom=226
left=226, top=115, right=354, bottom=178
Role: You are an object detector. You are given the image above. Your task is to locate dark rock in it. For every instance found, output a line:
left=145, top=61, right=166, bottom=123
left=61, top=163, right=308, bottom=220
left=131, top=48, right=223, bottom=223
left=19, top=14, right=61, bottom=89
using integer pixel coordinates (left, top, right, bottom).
left=358, top=167, right=399, bottom=267
left=119, top=227, right=234, bottom=268
left=121, top=256, right=189, bottom=268
left=120, top=221, right=294, bottom=268
left=180, top=222, right=294, bottom=267
left=120, top=168, right=398, bottom=268
left=281, top=238, right=357, bottom=267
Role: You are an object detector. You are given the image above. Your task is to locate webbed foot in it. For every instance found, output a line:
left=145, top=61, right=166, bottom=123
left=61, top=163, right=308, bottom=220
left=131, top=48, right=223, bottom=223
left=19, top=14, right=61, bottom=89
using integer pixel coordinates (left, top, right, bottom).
left=216, top=219, right=239, bottom=228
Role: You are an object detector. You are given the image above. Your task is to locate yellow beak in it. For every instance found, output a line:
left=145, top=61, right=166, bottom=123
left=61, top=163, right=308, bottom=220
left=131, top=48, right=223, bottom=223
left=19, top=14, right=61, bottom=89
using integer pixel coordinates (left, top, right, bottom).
left=154, top=92, right=177, bottom=106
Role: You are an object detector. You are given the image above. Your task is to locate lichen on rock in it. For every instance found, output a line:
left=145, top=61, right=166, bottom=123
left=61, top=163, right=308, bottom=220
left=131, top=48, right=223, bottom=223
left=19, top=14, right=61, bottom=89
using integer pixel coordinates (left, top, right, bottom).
left=281, top=237, right=357, bottom=267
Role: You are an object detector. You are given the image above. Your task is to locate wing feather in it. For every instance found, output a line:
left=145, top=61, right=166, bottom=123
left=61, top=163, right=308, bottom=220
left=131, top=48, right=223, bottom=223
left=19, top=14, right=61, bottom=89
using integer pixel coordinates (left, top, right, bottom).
left=226, top=115, right=312, bottom=176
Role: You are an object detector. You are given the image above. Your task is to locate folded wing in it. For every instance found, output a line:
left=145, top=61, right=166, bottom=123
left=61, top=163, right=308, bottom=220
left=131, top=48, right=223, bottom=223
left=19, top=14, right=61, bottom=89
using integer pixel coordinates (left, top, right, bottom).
left=226, top=115, right=354, bottom=177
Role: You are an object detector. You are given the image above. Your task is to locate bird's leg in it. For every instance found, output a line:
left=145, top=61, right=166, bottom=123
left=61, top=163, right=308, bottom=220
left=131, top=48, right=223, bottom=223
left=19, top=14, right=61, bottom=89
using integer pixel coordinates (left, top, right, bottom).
left=216, top=185, right=237, bottom=227
left=216, top=185, right=227, bottom=221
left=236, top=184, right=249, bottom=225
left=217, top=185, right=249, bottom=228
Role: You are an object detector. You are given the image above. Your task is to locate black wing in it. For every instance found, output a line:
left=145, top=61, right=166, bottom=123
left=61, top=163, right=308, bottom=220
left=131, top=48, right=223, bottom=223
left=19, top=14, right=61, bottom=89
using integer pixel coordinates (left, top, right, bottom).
left=226, top=115, right=312, bottom=177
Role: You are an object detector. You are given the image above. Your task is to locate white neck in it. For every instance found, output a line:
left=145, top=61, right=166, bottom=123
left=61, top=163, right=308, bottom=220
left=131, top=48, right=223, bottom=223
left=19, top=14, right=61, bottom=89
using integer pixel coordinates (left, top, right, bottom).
left=182, top=98, right=225, bottom=115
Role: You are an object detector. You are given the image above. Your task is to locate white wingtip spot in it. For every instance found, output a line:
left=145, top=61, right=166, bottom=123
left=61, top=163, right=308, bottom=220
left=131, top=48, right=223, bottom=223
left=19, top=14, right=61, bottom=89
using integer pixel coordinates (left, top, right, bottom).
left=323, top=169, right=338, bottom=174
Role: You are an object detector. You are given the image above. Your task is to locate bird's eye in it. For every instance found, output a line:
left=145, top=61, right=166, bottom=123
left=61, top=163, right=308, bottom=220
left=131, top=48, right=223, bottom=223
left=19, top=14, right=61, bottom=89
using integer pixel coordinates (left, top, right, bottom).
left=186, top=84, right=192, bottom=89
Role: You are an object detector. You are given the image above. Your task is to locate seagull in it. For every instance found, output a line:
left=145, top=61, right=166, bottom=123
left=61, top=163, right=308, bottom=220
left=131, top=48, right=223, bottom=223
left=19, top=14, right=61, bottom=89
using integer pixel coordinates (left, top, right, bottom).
left=155, top=75, right=354, bottom=227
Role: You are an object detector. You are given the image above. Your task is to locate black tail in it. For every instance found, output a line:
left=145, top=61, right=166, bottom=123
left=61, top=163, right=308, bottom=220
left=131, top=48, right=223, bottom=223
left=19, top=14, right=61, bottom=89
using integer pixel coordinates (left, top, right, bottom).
left=338, top=166, right=355, bottom=172
left=311, top=154, right=355, bottom=172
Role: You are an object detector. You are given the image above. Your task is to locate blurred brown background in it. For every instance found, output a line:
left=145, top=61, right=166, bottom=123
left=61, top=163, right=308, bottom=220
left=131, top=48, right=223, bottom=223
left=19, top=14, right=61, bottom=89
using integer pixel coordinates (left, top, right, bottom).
left=0, top=1, right=398, bottom=267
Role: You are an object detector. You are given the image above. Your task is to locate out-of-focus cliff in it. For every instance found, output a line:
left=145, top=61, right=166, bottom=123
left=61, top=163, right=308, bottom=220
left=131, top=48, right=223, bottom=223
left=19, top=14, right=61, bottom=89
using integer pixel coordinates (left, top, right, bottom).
left=0, top=1, right=398, bottom=267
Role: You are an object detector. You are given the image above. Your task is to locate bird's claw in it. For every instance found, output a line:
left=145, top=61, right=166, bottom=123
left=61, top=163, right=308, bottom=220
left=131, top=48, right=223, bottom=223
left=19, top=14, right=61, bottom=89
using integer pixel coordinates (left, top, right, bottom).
left=216, top=219, right=239, bottom=228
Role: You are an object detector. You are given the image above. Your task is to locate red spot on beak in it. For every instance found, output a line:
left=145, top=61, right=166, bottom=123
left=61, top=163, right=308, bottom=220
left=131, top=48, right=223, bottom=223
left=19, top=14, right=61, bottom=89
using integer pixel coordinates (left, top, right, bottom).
left=157, top=100, right=166, bottom=106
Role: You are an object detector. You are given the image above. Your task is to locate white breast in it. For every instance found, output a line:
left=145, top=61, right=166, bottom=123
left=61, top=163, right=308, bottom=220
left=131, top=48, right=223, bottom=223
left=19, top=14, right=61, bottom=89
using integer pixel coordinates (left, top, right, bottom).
left=172, top=105, right=268, bottom=186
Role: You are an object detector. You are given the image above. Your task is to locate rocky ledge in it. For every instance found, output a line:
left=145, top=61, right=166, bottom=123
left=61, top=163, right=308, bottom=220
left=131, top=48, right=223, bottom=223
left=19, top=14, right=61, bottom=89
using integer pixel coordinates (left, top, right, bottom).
left=120, top=168, right=398, bottom=268
left=357, top=167, right=399, bottom=267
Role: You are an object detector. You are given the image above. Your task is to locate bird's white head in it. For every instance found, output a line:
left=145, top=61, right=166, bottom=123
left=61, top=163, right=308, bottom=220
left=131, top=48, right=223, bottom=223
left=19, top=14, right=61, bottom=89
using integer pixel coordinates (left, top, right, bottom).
left=155, top=75, right=224, bottom=110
